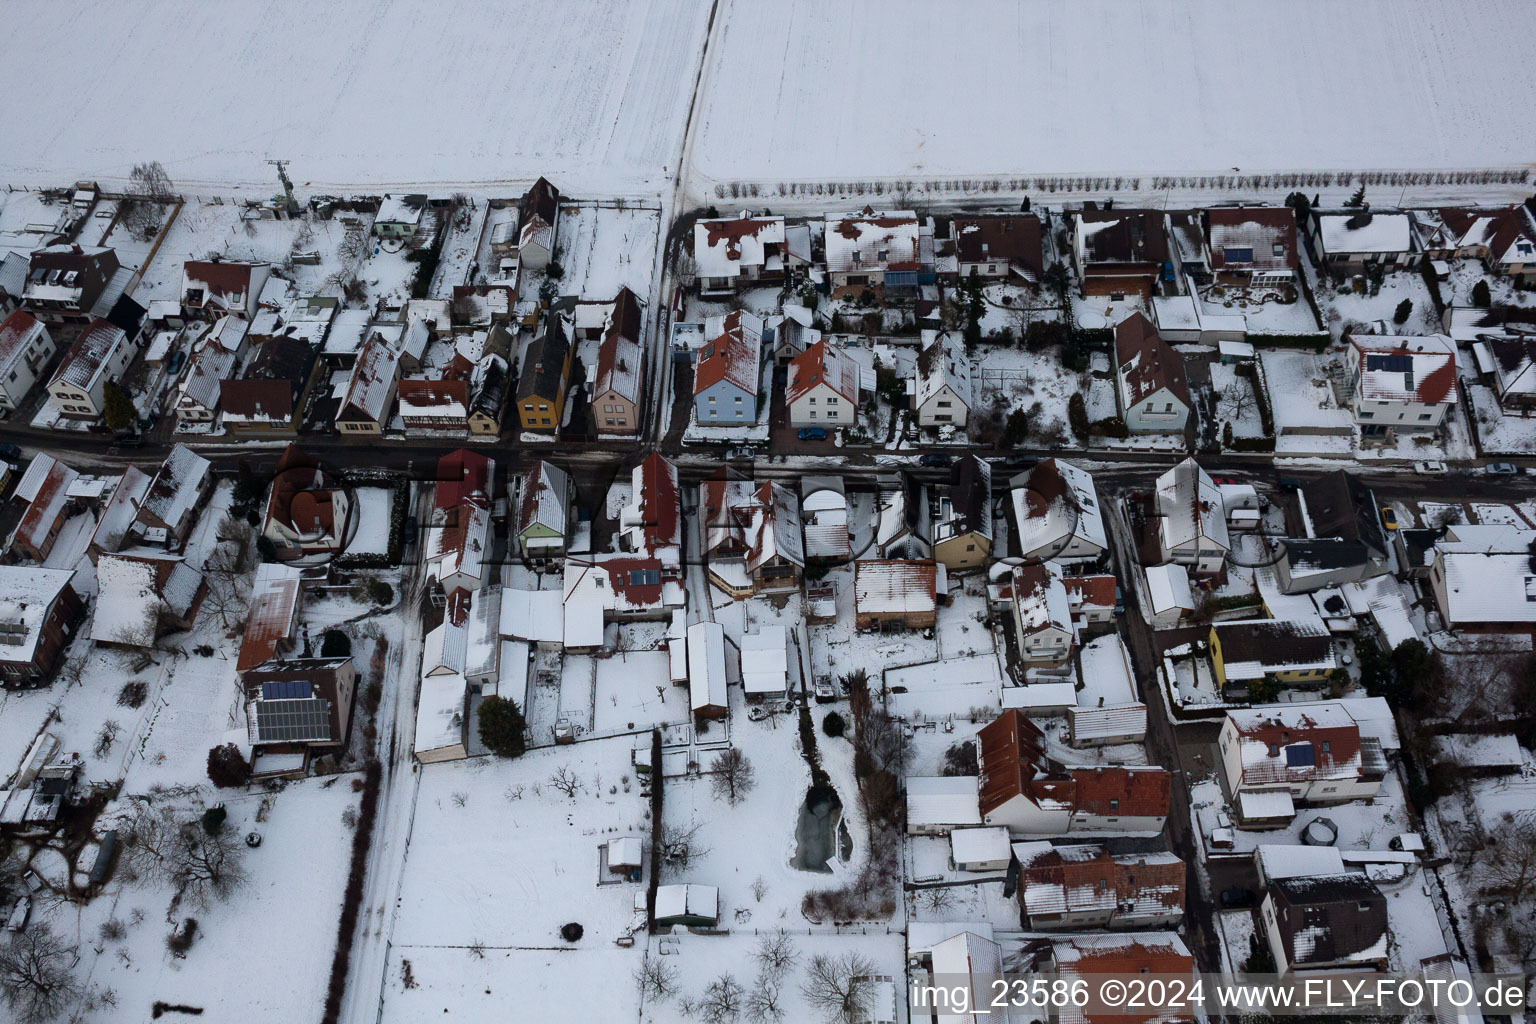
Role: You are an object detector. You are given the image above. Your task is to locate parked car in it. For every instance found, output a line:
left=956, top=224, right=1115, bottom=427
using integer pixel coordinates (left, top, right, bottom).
left=402, top=516, right=419, bottom=547
left=1485, top=462, right=1519, bottom=476
left=918, top=453, right=952, bottom=468
left=725, top=447, right=757, bottom=461
left=1412, top=460, right=1448, bottom=475
left=0, top=443, right=20, bottom=461
left=999, top=453, right=1039, bottom=470
left=1218, top=888, right=1256, bottom=909
left=1277, top=476, right=1303, bottom=491
left=1380, top=507, right=1399, bottom=531
left=796, top=427, right=827, bottom=442
left=5, top=896, right=29, bottom=932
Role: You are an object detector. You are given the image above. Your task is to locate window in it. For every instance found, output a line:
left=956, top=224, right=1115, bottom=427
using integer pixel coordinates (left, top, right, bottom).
left=523, top=404, right=534, bottom=412
left=1359, top=410, right=1374, bottom=419
left=604, top=418, right=614, bottom=426
left=1164, top=403, right=1173, bottom=412
left=603, top=404, right=613, bottom=413
left=734, top=396, right=743, bottom=404
left=1145, top=402, right=1154, bottom=412
left=617, top=419, right=626, bottom=426
left=827, top=396, right=838, bottom=405
left=1418, top=413, right=1432, bottom=421
left=1321, top=740, right=1331, bottom=754
left=709, top=408, right=718, bottom=418
left=1273, top=243, right=1286, bottom=257
left=538, top=404, right=549, bottom=412
left=1110, top=799, right=1119, bottom=812
left=966, top=544, right=975, bottom=552
left=937, top=400, right=950, bottom=408
left=808, top=411, right=816, bottom=419
left=809, top=397, right=816, bottom=404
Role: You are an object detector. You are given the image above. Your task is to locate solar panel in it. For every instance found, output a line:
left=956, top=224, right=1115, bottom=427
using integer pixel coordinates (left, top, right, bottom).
left=1365, top=354, right=1412, bottom=373
left=1285, top=744, right=1316, bottom=767
left=261, top=679, right=312, bottom=701
left=628, top=569, right=660, bottom=586
left=254, top=697, right=333, bottom=743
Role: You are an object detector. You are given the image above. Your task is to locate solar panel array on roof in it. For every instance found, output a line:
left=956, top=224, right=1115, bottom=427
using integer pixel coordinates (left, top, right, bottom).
left=1365, top=354, right=1412, bottom=373
left=1286, top=744, right=1317, bottom=767
left=254, top=697, right=332, bottom=742
left=628, top=569, right=660, bottom=587
left=261, top=679, right=312, bottom=701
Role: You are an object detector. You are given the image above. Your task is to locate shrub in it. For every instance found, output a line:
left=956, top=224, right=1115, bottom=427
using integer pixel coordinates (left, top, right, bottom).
left=1067, top=393, right=1089, bottom=440
left=206, top=743, right=250, bottom=788
left=1091, top=416, right=1129, bottom=440
left=477, top=695, right=527, bottom=758
left=322, top=760, right=382, bottom=1024
left=822, top=711, right=846, bottom=738
left=1222, top=421, right=1234, bottom=448
left=166, top=918, right=198, bottom=956
left=117, top=681, right=148, bottom=708
left=367, top=580, right=394, bottom=606
left=1472, top=279, right=1491, bottom=307
left=321, top=630, right=352, bottom=658
left=1394, top=298, right=1413, bottom=324
left=201, top=805, right=227, bottom=835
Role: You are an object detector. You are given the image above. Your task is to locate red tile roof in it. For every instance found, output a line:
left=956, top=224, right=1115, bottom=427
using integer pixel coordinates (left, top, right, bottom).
left=693, top=311, right=759, bottom=396
left=633, top=452, right=680, bottom=551
left=435, top=449, right=493, bottom=510
left=785, top=339, right=859, bottom=406
left=1205, top=207, right=1299, bottom=271
left=1064, top=574, right=1117, bottom=609
left=978, top=710, right=1170, bottom=819
left=1115, top=312, right=1190, bottom=407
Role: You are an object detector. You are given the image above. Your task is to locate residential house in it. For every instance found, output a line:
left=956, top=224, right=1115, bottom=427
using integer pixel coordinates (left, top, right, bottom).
left=925, top=931, right=1005, bottom=1024
left=653, top=885, right=719, bottom=929
left=1010, top=458, right=1107, bottom=563
left=785, top=339, right=859, bottom=428
left=1202, top=207, right=1299, bottom=286
left=335, top=331, right=400, bottom=434
left=1072, top=209, right=1170, bottom=298
left=561, top=554, right=686, bottom=651
left=1145, top=563, right=1195, bottom=628
left=1114, top=312, right=1191, bottom=433
left=740, top=626, right=789, bottom=702
left=854, top=559, right=938, bottom=631
left=220, top=334, right=319, bottom=437
left=180, top=259, right=272, bottom=321
left=1219, top=702, right=1388, bottom=823
left=425, top=450, right=495, bottom=607
left=1426, top=524, right=1536, bottom=634
left=589, top=287, right=644, bottom=435
left=516, top=314, right=573, bottom=432
left=0, top=311, right=57, bottom=414
left=932, top=455, right=992, bottom=571
left=1045, top=935, right=1196, bottom=1023
left=91, top=553, right=207, bottom=647
left=952, top=213, right=1044, bottom=281
left=703, top=479, right=804, bottom=597
left=1310, top=209, right=1417, bottom=271
left=617, top=453, right=683, bottom=563
left=823, top=208, right=921, bottom=293
left=1208, top=619, right=1338, bottom=692
left=467, top=331, right=513, bottom=435
left=800, top=476, right=850, bottom=561
left=7, top=454, right=78, bottom=561
left=1348, top=332, right=1458, bottom=434
left=517, top=177, right=560, bottom=272
left=263, top=446, right=351, bottom=558
left=1152, top=459, right=1230, bottom=575
left=1283, top=471, right=1389, bottom=591
left=86, top=466, right=150, bottom=563
left=514, top=460, right=570, bottom=559
left=1062, top=574, right=1118, bottom=629
left=319, top=309, right=374, bottom=371
left=693, top=215, right=786, bottom=296
left=132, top=444, right=213, bottom=549
left=23, top=245, right=120, bottom=324
left=0, top=567, right=83, bottom=688
left=1009, top=563, right=1074, bottom=664
left=237, top=563, right=306, bottom=674
left=1013, top=842, right=1185, bottom=930
left=948, top=826, right=1012, bottom=871
left=692, top=310, right=762, bottom=425
left=1442, top=303, right=1536, bottom=345
left=1414, top=206, right=1536, bottom=283
left=373, top=194, right=427, bottom=239
left=396, top=378, right=470, bottom=434
left=905, top=776, right=983, bottom=835
left=47, top=318, right=134, bottom=421
left=912, top=330, right=972, bottom=428
left=243, top=658, right=357, bottom=770
left=1261, top=875, right=1388, bottom=974
left=875, top=473, right=931, bottom=559
left=1480, top=335, right=1536, bottom=414
left=0, top=251, right=25, bottom=317
left=977, top=710, right=1171, bottom=836
left=174, top=314, right=250, bottom=428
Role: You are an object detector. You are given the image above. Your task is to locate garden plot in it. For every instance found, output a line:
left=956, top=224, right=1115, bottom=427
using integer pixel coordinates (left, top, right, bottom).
left=1315, top=271, right=1440, bottom=338
left=429, top=201, right=487, bottom=294
left=592, top=650, right=686, bottom=734
left=0, top=189, right=76, bottom=256
left=972, top=343, right=1089, bottom=445
left=1471, top=503, right=1530, bottom=527
left=1258, top=348, right=1356, bottom=455
left=1209, top=363, right=1266, bottom=439
left=885, top=654, right=1004, bottom=723
left=340, top=487, right=395, bottom=558
left=1442, top=259, right=1536, bottom=308
left=936, top=586, right=995, bottom=660
left=1191, top=771, right=1417, bottom=860
left=1198, top=282, right=1320, bottom=335
left=553, top=203, right=662, bottom=301
left=1466, top=381, right=1536, bottom=454
left=806, top=565, right=938, bottom=682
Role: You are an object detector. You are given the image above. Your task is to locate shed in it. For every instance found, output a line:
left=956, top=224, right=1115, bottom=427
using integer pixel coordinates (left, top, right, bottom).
left=654, top=883, right=719, bottom=928
left=1000, top=682, right=1078, bottom=716
left=608, top=836, right=643, bottom=874
left=949, top=826, right=1012, bottom=871
left=1236, top=788, right=1296, bottom=828
left=1145, top=564, right=1194, bottom=628
left=687, top=621, right=728, bottom=719
left=1219, top=339, right=1256, bottom=363
left=740, top=625, right=789, bottom=699
left=666, top=609, right=688, bottom=684
left=905, top=775, right=982, bottom=835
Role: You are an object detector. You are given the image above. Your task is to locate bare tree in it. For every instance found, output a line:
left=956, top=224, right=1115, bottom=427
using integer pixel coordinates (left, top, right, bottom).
left=633, top=952, right=679, bottom=1002
left=659, top=818, right=712, bottom=868
left=121, top=161, right=175, bottom=242
left=173, top=822, right=248, bottom=910
left=749, top=875, right=769, bottom=902
left=94, top=720, right=123, bottom=759
left=709, top=748, right=756, bottom=805
left=0, top=923, right=81, bottom=1024
left=548, top=766, right=581, bottom=798
left=800, top=952, right=876, bottom=1024
left=1484, top=820, right=1536, bottom=903
left=916, top=885, right=959, bottom=915
left=698, top=973, right=744, bottom=1024
left=1218, top=382, right=1255, bottom=422
left=745, top=974, right=786, bottom=1023
left=752, top=930, right=799, bottom=981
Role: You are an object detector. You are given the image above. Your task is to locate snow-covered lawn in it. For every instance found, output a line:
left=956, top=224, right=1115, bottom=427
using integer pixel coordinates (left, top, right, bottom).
left=1198, top=282, right=1320, bottom=335
left=1466, top=381, right=1536, bottom=454
left=1258, top=348, right=1355, bottom=453
left=1316, top=271, right=1440, bottom=338
left=0, top=0, right=714, bottom=194
left=554, top=203, right=662, bottom=301
left=689, top=0, right=1536, bottom=189
left=1209, top=363, right=1266, bottom=439
left=341, top=487, right=395, bottom=558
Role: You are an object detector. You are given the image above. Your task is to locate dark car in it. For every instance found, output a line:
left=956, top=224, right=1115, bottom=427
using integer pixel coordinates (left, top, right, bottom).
left=918, top=453, right=952, bottom=468
left=0, top=443, right=20, bottom=461
left=1218, top=887, right=1257, bottom=909
left=403, top=516, right=419, bottom=547
left=797, top=427, right=827, bottom=442
left=1277, top=476, right=1303, bottom=491
left=1000, top=453, right=1039, bottom=470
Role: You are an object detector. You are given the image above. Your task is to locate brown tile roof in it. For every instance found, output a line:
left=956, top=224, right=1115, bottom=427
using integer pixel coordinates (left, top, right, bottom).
left=952, top=214, right=1044, bottom=277
left=1063, top=574, right=1117, bottom=608
left=237, top=566, right=303, bottom=672
left=1206, top=207, right=1299, bottom=271
left=183, top=260, right=257, bottom=303
left=978, top=710, right=1170, bottom=819
left=1115, top=312, right=1190, bottom=407
left=435, top=449, right=493, bottom=510
left=785, top=339, right=858, bottom=406
left=633, top=453, right=681, bottom=551
left=693, top=311, right=759, bottom=396
left=1078, top=210, right=1170, bottom=266
left=221, top=379, right=295, bottom=422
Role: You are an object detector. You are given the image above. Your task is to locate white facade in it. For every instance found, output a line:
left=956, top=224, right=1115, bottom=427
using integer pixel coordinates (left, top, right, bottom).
left=0, top=316, right=55, bottom=412
left=788, top=380, right=855, bottom=427
left=1122, top=384, right=1190, bottom=434
left=47, top=323, right=135, bottom=420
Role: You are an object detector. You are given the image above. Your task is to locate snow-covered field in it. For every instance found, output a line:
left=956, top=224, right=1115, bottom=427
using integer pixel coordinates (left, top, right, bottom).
left=690, top=0, right=1536, bottom=191
left=0, top=0, right=714, bottom=194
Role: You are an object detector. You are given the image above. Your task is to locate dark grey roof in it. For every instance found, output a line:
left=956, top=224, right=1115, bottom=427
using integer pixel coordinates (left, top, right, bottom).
left=1302, top=471, right=1385, bottom=561
left=1271, top=874, right=1387, bottom=966
left=1282, top=538, right=1369, bottom=572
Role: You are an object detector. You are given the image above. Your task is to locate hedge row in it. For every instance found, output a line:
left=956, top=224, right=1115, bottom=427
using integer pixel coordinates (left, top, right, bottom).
left=1209, top=592, right=1264, bottom=612
left=1246, top=332, right=1330, bottom=352
left=1228, top=435, right=1277, bottom=452
left=646, top=728, right=663, bottom=934
left=1090, top=416, right=1129, bottom=439
left=322, top=759, right=384, bottom=1024
left=1073, top=327, right=1114, bottom=349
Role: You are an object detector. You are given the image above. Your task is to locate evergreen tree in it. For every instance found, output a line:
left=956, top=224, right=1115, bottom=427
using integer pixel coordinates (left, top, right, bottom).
left=478, top=695, right=527, bottom=758
left=1343, top=184, right=1367, bottom=208
left=1471, top=279, right=1492, bottom=307
left=1393, top=298, right=1413, bottom=324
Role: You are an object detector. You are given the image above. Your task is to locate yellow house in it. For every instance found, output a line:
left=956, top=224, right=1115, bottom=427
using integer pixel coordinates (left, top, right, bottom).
left=516, top=317, right=572, bottom=432
left=1208, top=619, right=1337, bottom=691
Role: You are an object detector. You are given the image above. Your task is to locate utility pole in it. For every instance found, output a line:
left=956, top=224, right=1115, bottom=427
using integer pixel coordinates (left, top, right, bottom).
left=267, top=158, right=300, bottom=217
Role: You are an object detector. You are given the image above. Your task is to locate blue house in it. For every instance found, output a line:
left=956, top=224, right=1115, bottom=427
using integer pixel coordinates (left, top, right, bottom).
left=692, top=311, right=762, bottom=425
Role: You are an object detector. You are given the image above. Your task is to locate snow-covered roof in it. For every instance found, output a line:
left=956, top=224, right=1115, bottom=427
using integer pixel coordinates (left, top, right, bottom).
left=1316, top=211, right=1412, bottom=255
left=855, top=559, right=937, bottom=616
left=1224, top=701, right=1371, bottom=788
left=139, top=444, right=211, bottom=534
left=338, top=332, right=400, bottom=423
left=237, top=563, right=304, bottom=672
left=1430, top=733, right=1525, bottom=771
left=740, top=625, right=788, bottom=695
left=1000, top=682, right=1078, bottom=712
left=948, top=826, right=1011, bottom=867
left=498, top=588, right=564, bottom=645
left=517, top=460, right=569, bottom=538
left=0, top=566, right=75, bottom=663
left=10, top=455, right=77, bottom=556
left=1256, top=843, right=1346, bottom=881
left=376, top=193, right=426, bottom=226
left=87, top=466, right=150, bottom=557
left=1238, top=787, right=1295, bottom=820
left=423, top=620, right=469, bottom=677
left=743, top=481, right=805, bottom=575
left=654, top=883, right=717, bottom=923
left=905, top=775, right=982, bottom=827
left=693, top=310, right=762, bottom=397
left=1349, top=333, right=1457, bottom=406
left=786, top=338, right=859, bottom=406
left=1433, top=526, right=1536, bottom=624
left=1155, top=458, right=1230, bottom=556
left=413, top=671, right=466, bottom=757
left=913, top=330, right=972, bottom=411
left=0, top=310, right=46, bottom=377
left=687, top=620, right=728, bottom=712
left=823, top=210, right=919, bottom=273
left=693, top=215, right=785, bottom=280
left=1011, top=563, right=1072, bottom=639
left=50, top=317, right=127, bottom=392
left=801, top=477, right=850, bottom=560
left=425, top=503, right=490, bottom=592
left=323, top=309, right=372, bottom=357
left=92, top=554, right=204, bottom=646
left=929, top=931, right=1003, bottom=1010
left=396, top=378, right=468, bottom=421
left=1145, top=563, right=1194, bottom=615
left=1012, top=458, right=1106, bottom=557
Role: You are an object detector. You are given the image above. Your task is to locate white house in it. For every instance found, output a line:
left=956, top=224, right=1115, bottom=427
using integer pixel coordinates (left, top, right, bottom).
left=1009, top=563, right=1074, bottom=664
left=785, top=339, right=859, bottom=428
left=823, top=209, right=921, bottom=292
left=46, top=317, right=134, bottom=421
left=1218, top=702, right=1389, bottom=822
left=912, top=329, right=972, bottom=428
left=1347, top=332, right=1458, bottom=435
left=1010, top=458, right=1106, bottom=562
left=1153, top=458, right=1230, bottom=575
left=1311, top=209, right=1416, bottom=270
left=693, top=215, right=786, bottom=296
left=1114, top=312, right=1191, bottom=434
left=0, top=310, right=56, bottom=414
